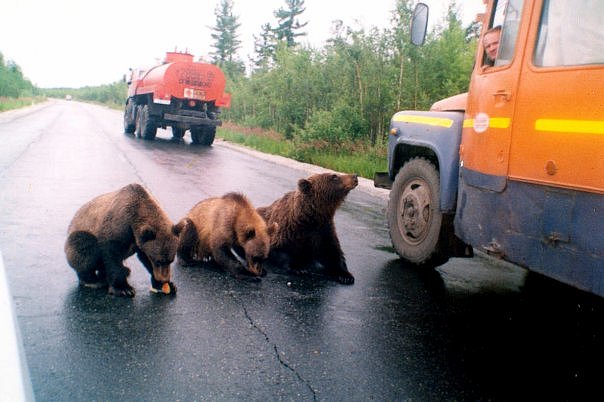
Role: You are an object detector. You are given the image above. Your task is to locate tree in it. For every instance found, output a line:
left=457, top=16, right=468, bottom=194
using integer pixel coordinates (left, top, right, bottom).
left=252, top=23, right=278, bottom=70
left=0, top=53, right=34, bottom=98
left=273, top=0, right=308, bottom=47
left=417, top=1, right=475, bottom=107
left=209, top=0, right=244, bottom=77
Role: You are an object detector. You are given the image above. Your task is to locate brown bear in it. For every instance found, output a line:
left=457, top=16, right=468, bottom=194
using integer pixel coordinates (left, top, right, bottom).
left=64, top=183, right=180, bottom=297
left=257, top=172, right=358, bottom=284
left=176, top=192, right=277, bottom=279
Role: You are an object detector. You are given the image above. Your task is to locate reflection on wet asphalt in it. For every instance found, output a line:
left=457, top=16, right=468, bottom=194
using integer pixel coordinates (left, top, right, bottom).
left=0, top=101, right=602, bottom=401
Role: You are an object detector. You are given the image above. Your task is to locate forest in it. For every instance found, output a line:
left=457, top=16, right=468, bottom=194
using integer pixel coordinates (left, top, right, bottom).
left=221, top=0, right=477, bottom=146
left=0, top=52, right=41, bottom=111
left=1, top=0, right=479, bottom=176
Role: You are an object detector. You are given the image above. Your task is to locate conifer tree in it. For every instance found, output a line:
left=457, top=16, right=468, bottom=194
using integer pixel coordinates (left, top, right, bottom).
left=273, top=0, right=308, bottom=47
left=210, top=0, right=244, bottom=76
left=252, top=23, right=277, bottom=70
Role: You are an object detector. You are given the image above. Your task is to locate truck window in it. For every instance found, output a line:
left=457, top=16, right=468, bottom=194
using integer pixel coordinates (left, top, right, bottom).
left=534, top=0, right=604, bottom=67
left=492, top=0, right=524, bottom=67
left=482, top=0, right=524, bottom=68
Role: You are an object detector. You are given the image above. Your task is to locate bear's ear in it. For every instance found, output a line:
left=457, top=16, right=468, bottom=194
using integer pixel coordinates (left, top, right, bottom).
left=140, top=226, right=156, bottom=243
left=267, top=222, right=278, bottom=237
left=298, top=178, right=312, bottom=194
left=173, top=219, right=187, bottom=236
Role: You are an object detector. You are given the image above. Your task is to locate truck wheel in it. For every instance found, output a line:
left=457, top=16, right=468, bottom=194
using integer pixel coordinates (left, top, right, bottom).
left=172, top=126, right=185, bottom=140
left=124, top=99, right=136, bottom=134
left=134, top=105, right=143, bottom=138
left=387, top=157, right=451, bottom=267
left=190, top=127, right=215, bottom=146
left=137, top=104, right=157, bottom=140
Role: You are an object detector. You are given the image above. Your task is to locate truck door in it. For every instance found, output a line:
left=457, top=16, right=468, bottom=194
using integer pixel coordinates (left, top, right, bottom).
left=508, top=0, right=604, bottom=193
left=461, top=0, right=528, bottom=192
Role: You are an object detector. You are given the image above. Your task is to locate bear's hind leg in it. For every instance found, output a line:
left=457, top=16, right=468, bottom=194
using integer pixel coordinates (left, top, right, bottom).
left=65, top=231, right=107, bottom=288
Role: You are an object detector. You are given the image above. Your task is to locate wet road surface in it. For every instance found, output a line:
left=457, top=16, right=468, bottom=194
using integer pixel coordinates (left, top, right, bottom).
left=1, top=100, right=603, bottom=401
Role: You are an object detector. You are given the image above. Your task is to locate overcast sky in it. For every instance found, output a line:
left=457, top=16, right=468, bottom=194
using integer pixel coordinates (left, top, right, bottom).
left=1, top=0, right=484, bottom=88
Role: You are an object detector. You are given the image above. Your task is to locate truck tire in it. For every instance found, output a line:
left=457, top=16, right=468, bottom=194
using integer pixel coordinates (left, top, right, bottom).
left=124, top=99, right=136, bottom=134
left=136, top=104, right=157, bottom=140
left=387, top=157, right=451, bottom=267
left=190, top=126, right=215, bottom=146
left=172, top=126, right=186, bottom=140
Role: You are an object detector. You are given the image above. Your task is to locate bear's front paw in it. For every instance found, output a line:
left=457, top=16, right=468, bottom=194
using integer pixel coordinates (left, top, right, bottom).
left=108, top=284, right=136, bottom=297
left=150, top=281, right=177, bottom=295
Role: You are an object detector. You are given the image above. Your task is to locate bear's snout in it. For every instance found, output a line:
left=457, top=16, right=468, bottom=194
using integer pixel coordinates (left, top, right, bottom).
left=152, top=264, right=171, bottom=283
left=246, top=255, right=266, bottom=277
left=343, top=174, right=359, bottom=190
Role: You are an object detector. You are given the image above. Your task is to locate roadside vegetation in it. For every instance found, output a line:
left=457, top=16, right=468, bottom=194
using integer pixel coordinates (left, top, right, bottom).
left=0, top=52, right=44, bottom=111
left=1, top=0, right=477, bottom=179
left=211, top=0, right=476, bottom=178
left=42, top=81, right=127, bottom=110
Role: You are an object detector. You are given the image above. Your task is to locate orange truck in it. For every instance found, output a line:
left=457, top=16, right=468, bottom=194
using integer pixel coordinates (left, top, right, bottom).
left=375, top=0, right=604, bottom=296
left=124, top=51, right=231, bottom=145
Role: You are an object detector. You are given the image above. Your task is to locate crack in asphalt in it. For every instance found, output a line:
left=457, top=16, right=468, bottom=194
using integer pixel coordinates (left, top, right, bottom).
left=236, top=296, right=318, bottom=402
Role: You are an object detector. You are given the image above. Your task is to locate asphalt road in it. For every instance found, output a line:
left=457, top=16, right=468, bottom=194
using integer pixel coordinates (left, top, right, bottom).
left=0, top=100, right=603, bottom=401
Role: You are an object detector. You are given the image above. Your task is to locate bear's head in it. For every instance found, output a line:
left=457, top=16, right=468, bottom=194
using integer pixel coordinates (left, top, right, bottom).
left=298, top=173, right=358, bottom=211
left=137, top=224, right=181, bottom=283
left=234, top=219, right=278, bottom=276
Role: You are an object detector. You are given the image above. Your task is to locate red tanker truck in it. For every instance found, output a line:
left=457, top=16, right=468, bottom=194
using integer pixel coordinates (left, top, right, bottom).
left=124, top=51, right=231, bottom=145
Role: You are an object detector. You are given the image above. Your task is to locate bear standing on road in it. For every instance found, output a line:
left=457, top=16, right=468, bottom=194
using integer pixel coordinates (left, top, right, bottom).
left=176, top=192, right=277, bottom=279
left=64, top=183, right=180, bottom=297
left=257, top=173, right=358, bottom=284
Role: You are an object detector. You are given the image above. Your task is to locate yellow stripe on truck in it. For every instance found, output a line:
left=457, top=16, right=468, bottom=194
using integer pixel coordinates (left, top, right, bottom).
left=393, top=114, right=454, bottom=128
left=535, top=119, right=604, bottom=135
left=463, top=117, right=511, bottom=129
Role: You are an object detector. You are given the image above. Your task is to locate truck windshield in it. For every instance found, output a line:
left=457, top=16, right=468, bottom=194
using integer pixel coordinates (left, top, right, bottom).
left=534, top=0, right=604, bottom=67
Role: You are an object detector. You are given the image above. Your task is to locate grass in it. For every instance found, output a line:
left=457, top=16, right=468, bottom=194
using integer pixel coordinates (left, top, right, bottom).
left=0, top=96, right=46, bottom=112
left=218, top=122, right=388, bottom=179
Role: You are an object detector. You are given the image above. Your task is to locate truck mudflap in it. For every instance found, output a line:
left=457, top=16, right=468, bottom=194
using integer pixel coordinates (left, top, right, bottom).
left=163, top=113, right=222, bottom=126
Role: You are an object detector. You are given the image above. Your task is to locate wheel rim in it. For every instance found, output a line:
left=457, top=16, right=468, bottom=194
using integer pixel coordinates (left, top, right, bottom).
left=397, top=178, right=432, bottom=245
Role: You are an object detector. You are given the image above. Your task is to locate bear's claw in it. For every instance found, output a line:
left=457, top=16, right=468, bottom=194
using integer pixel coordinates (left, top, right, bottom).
left=336, top=273, right=355, bottom=285
left=108, top=285, right=135, bottom=297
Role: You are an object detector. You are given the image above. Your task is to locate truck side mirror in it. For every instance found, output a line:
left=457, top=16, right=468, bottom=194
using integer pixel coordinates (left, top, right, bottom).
left=411, top=2, right=429, bottom=46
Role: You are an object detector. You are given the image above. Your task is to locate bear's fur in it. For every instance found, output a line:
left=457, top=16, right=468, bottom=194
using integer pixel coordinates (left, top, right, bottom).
left=257, top=173, right=358, bottom=284
left=176, top=192, right=277, bottom=279
left=64, top=183, right=180, bottom=297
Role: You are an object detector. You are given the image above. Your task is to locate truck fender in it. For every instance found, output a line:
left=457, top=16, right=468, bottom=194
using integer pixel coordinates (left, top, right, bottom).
left=388, top=111, right=464, bottom=213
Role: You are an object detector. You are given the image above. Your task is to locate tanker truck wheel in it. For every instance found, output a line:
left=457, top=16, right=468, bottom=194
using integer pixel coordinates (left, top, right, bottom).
left=190, top=126, right=215, bottom=146
left=124, top=99, right=136, bottom=134
left=387, top=157, right=451, bottom=267
left=171, top=126, right=186, bottom=140
left=137, top=104, right=157, bottom=140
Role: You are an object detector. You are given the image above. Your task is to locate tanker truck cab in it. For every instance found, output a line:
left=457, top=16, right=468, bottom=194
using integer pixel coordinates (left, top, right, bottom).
left=376, top=0, right=604, bottom=297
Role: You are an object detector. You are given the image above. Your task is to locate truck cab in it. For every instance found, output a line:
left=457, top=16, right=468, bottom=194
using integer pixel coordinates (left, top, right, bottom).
left=376, top=0, right=604, bottom=297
